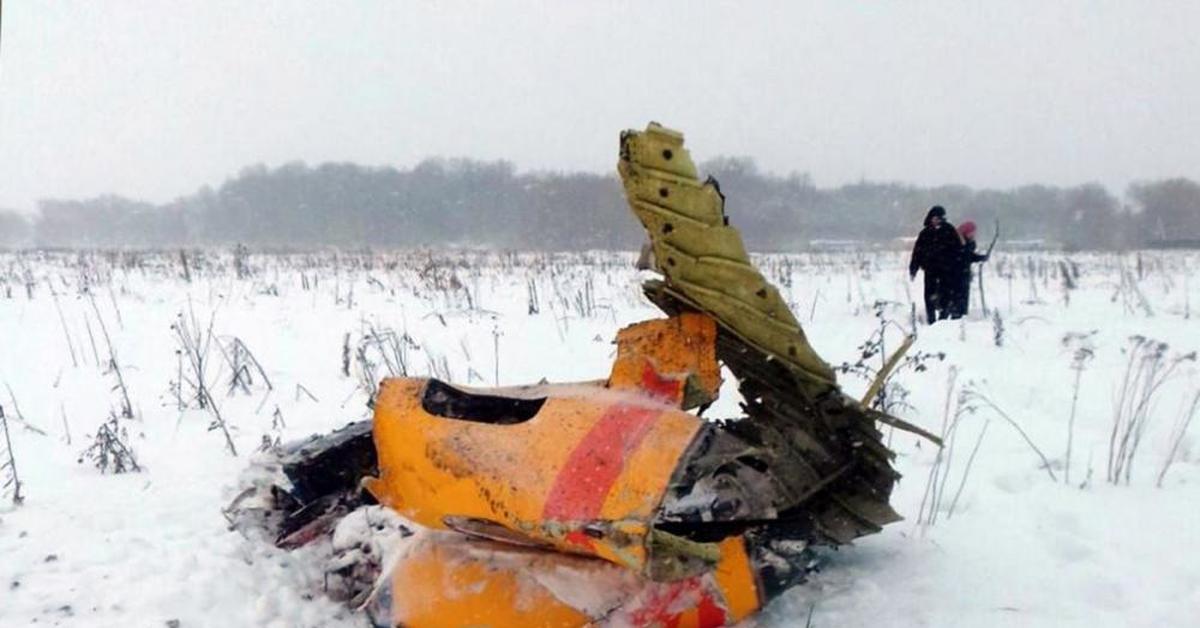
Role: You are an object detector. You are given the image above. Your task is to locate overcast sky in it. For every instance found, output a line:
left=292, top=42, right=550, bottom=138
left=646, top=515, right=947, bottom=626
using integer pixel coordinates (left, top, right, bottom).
left=2, top=1, right=1198, bottom=211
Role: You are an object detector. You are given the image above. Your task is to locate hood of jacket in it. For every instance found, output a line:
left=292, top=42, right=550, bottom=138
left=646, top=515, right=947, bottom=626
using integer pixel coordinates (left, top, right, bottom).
left=923, top=205, right=947, bottom=227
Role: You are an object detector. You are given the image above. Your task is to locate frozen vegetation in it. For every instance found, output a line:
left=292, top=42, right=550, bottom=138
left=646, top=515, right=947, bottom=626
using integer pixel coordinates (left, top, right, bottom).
left=1, top=248, right=1198, bottom=627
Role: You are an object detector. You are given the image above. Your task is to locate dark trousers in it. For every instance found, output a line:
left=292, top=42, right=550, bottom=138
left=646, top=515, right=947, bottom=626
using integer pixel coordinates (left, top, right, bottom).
left=949, top=272, right=972, bottom=319
left=923, top=272, right=952, bottom=324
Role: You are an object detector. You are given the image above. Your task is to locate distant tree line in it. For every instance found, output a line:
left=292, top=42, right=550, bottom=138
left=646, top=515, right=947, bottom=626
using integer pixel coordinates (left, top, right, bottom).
left=3, top=158, right=1199, bottom=250
left=0, top=210, right=31, bottom=247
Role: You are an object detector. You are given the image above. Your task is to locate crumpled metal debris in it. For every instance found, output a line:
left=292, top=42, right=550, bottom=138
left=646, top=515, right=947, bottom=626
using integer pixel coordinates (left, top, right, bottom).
left=229, top=123, right=937, bottom=627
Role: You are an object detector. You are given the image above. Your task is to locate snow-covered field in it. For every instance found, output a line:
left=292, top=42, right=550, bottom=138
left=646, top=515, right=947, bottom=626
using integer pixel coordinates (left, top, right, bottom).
left=1, top=248, right=1198, bottom=627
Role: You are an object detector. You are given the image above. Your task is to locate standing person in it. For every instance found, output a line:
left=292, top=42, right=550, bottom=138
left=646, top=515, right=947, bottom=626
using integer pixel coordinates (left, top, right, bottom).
left=908, top=205, right=963, bottom=324
left=950, top=220, right=989, bottom=318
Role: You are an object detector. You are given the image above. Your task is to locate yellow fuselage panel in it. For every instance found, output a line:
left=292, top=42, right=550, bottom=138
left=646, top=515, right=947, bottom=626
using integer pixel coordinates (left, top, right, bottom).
left=367, top=378, right=702, bottom=568
left=373, top=532, right=760, bottom=628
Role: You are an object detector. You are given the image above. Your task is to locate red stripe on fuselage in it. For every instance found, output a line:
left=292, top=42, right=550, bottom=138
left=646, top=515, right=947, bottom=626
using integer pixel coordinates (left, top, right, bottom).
left=543, top=402, right=661, bottom=520
left=640, top=361, right=684, bottom=403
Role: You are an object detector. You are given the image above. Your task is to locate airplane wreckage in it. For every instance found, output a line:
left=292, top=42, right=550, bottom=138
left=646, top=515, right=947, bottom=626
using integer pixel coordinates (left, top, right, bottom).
left=228, top=124, right=939, bottom=627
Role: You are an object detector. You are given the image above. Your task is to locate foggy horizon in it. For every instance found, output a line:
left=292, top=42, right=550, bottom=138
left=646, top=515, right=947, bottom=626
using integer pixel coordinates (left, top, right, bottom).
left=3, top=1, right=1200, bottom=213
left=0, top=150, right=1177, bottom=217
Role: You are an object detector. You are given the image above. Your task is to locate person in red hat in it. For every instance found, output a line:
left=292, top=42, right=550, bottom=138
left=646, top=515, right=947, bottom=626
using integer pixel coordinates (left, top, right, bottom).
left=950, top=220, right=989, bottom=318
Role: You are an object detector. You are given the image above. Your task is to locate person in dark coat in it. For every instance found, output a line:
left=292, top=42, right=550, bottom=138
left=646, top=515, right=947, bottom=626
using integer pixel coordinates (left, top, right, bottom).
left=949, top=220, right=989, bottom=318
left=909, top=206, right=963, bottom=324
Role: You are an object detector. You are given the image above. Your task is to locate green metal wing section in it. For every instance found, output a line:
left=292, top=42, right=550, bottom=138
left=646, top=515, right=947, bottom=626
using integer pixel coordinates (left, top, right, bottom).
left=618, top=123, right=837, bottom=399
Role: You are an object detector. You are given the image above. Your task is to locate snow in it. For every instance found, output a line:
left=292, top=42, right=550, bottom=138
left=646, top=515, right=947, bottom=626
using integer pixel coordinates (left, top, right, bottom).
left=1, top=249, right=1198, bottom=627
